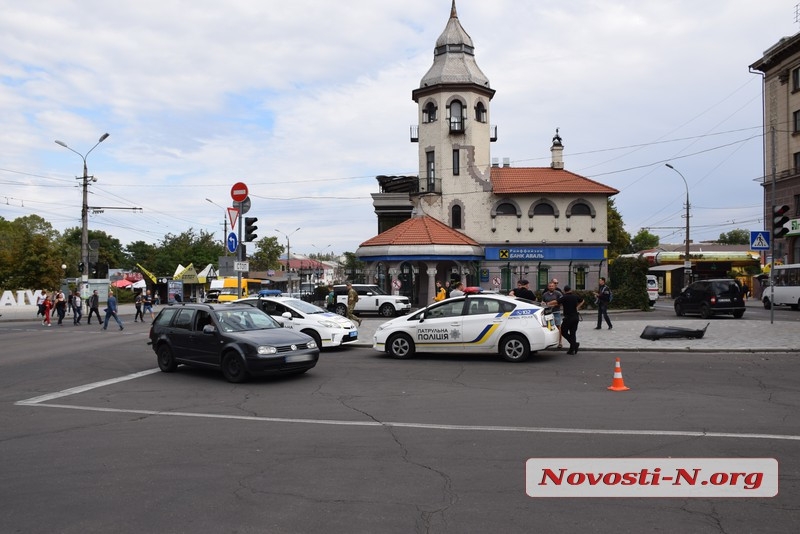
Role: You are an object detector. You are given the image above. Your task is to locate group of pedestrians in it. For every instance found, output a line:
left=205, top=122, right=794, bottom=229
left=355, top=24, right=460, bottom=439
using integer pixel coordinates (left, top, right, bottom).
left=34, top=288, right=156, bottom=330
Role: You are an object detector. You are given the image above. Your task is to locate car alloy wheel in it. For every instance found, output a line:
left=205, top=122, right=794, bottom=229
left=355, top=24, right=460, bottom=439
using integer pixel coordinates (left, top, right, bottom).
left=387, top=333, right=415, bottom=359
left=500, top=334, right=530, bottom=362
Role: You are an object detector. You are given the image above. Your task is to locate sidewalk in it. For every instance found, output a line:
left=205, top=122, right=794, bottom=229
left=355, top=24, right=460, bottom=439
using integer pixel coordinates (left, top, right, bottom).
left=3, top=302, right=796, bottom=353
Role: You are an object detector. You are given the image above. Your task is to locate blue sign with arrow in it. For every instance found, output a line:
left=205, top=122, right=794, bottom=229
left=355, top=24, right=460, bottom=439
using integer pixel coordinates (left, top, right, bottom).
left=227, top=231, right=238, bottom=254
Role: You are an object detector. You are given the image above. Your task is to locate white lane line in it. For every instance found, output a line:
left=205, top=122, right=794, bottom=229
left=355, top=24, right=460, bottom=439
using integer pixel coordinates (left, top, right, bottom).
left=14, top=369, right=800, bottom=442
left=15, top=368, right=161, bottom=405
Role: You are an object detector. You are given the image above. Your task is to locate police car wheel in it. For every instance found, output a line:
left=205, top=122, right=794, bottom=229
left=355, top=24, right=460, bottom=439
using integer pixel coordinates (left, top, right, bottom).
left=500, top=334, right=530, bottom=362
left=387, top=333, right=415, bottom=359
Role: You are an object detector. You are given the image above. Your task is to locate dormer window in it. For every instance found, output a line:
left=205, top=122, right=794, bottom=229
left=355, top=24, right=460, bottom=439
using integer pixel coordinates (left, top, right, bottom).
left=423, top=102, right=437, bottom=123
left=448, top=100, right=464, bottom=133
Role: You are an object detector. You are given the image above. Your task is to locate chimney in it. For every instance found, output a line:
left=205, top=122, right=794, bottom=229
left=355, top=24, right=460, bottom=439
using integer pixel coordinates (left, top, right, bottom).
left=550, top=128, right=564, bottom=170
left=491, top=157, right=499, bottom=167
left=502, top=157, right=510, bottom=168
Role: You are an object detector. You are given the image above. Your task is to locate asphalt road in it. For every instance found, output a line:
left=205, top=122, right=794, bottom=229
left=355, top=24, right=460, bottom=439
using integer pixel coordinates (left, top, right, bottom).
left=1, top=313, right=799, bottom=533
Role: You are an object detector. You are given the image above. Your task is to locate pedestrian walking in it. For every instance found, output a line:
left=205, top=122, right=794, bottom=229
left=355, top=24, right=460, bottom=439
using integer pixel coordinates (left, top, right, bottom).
left=594, top=277, right=613, bottom=330
left=36, top=290, right=46, bottom=318
left=541, top=281, right=564, bottom=349
left=134, top=291, right=144, bottom=322
left=72, top=290, right=83, bottom=325
left=42, top=294, right=52, bottom=326
left=54, top=290, right=67, bottom=326
left=143, top=290, right=155, bottom=320
left=102, top=290, right=124, bottom=331
left=346, top=282, right=361, bottom=326
left=549, top=285, right=584, bottom=355
left=87, top=290, right=102, bottom=324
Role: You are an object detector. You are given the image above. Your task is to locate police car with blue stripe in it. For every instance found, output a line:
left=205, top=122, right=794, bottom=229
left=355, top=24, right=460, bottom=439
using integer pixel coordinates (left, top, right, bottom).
left=373, top=293, right=558, bottom=362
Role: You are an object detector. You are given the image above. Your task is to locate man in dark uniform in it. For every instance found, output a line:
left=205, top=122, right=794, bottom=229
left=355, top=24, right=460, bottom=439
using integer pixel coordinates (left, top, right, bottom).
left=510, top=279, right=536, bottom=300
left=549, top=285, right=584, bottom=355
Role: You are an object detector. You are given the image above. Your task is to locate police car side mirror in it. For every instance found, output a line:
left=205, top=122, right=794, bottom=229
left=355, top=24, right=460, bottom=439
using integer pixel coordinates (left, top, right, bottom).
left=281, top=312, right=292, bottom=320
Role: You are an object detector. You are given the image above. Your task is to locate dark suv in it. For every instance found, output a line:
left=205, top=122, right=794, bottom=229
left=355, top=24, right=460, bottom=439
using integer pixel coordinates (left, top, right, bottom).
left=148, top=303, right=319, bottom=382
left=674, top=279, right=745, bottom=319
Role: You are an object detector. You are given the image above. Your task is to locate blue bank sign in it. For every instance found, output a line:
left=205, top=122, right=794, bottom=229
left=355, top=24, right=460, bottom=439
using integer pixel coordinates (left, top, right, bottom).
left=484, top=246, right=607, bottom=261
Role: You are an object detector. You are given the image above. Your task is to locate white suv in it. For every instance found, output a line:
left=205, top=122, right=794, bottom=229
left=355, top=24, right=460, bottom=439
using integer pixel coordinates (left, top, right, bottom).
left=647, top=275, right=659, bottom=306
left=333, top=284, right=412, bottom=317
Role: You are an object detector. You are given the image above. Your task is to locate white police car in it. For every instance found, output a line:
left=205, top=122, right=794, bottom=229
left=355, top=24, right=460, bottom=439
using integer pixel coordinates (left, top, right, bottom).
left=373, top=293, right=558, bottom=362
left=233, top=296, right=358, bottom=348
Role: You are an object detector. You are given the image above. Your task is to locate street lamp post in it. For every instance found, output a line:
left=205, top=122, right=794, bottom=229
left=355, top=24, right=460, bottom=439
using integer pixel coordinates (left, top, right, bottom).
left=311, top=243, right=332, bottom=284
left=205, top=198, right=229, bottom=253
left=55, top=133, right=110, bottom=283
left=276, top=227, right=301, bottom=293
left=665, top=163, right=691, bottom=284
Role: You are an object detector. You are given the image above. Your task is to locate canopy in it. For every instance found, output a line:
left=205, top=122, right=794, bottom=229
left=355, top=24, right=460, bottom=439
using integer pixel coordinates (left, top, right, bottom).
left=112, top=279, right=132, bottom=288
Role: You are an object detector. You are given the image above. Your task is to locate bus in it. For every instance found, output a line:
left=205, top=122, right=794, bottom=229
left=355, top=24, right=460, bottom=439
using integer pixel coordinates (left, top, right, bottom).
left=763, top=263, right=800, bottom=310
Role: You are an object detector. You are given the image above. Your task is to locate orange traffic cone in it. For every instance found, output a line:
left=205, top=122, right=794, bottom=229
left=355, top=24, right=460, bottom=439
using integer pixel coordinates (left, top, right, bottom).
left=607, top=357, right=630, bottom=391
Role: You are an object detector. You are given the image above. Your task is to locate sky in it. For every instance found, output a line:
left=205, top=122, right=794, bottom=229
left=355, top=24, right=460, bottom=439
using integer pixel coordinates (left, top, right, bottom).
left=0, top=0, right=797, bottom=257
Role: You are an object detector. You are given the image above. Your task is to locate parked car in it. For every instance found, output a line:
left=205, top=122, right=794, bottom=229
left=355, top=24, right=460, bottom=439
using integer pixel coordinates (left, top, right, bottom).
left=233, top=296, right=358, bottom=348
left=333, top=284, right=411, bottom=317
left=373, top=293, right=558, bottom=362
left=148, top=303, right=319, bottom=382
left=646, top=275, right=659, bottom=306
left=674, top=279, right=745, bottom=319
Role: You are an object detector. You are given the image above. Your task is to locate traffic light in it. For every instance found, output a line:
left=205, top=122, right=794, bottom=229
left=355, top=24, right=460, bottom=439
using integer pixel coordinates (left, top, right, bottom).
left=78, top=262, right=85, bottom=272
left=244, top=217, right=259, bottom=242
left=773, top=205, right=791, bottom=238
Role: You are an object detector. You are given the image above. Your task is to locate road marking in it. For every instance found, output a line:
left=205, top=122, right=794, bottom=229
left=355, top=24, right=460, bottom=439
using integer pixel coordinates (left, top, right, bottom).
left=14, top=369, right=800, bottom=442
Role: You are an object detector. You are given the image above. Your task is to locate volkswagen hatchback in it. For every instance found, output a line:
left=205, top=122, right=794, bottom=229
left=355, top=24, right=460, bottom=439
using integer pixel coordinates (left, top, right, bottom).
left=148, top=303, right=319, bottom=382
left=674, top=279, right=745, bottom=319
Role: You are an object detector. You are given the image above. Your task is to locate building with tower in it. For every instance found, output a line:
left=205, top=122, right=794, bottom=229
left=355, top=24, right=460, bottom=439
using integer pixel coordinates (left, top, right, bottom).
left=356, top=1, right=619, bottom=305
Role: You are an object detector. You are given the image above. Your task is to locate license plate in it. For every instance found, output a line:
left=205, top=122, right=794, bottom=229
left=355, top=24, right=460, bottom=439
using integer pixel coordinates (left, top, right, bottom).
left=285, top=354, right=314, bottom=363
left=349, top=330, right=358, bottom=337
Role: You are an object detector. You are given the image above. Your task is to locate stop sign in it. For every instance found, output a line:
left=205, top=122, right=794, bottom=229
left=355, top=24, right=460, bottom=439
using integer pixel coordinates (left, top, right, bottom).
left=231, top=182, right=248, bottom=203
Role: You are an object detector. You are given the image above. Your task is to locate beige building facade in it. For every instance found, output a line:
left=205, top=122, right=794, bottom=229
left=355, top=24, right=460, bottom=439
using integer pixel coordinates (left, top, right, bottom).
left=357, top=2, right=618, bottom=305
left=751, top=32, right=800, bottom=263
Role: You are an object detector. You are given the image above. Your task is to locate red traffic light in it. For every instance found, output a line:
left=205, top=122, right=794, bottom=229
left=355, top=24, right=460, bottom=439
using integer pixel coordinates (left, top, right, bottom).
left=773, top=205, right=791, bottom=238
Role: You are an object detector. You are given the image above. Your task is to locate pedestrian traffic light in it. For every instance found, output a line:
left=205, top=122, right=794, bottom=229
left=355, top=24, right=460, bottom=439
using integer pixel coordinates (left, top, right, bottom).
left=79, top=262, right=85, bottom=272
left=773, top=205, right=791, bottom=238
left=244, top=217, right=258, bottom=242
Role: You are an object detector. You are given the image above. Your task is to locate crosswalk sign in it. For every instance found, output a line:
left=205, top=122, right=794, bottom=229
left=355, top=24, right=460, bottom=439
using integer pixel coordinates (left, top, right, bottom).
left=750, top=231, right=770, bottom=250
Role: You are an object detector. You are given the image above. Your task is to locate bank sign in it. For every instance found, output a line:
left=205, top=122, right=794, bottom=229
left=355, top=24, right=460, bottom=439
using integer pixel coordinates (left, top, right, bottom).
left=484, top=246, right=607, bottom=261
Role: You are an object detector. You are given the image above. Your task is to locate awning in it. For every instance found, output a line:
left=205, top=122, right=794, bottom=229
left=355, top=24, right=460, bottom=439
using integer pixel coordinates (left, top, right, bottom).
left=648, top=265, right=684, bottom=272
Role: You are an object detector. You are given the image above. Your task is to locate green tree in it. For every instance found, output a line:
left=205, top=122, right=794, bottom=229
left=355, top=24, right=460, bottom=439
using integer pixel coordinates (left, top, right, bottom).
left=608, top=256, right=650, bottom=311
left=606, top=198, right=631, bottom=259
left=340, top=252, right=366, bottom=283
left=630, top=228, right=660, bottom=252
left=153, top=229, right=224, bottom=275
left=125, top=240, right=160, bottom=273
left=717, top=228, right=749, bottom=245
left=61, top=227, right=126, bottom=278
left=0, top=215, right=62, bottom=289
left=249, top=236, right=284, bottom=271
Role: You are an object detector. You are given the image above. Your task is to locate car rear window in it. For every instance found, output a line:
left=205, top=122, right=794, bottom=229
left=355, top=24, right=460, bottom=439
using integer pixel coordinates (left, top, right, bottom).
left=712, top=281, right=740, bottom=296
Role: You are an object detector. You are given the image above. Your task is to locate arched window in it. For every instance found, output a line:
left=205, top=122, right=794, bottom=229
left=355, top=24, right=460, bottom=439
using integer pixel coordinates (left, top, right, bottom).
left=451, top=204, right=462, bottom=229
left=423, top=102, right=437, bottom=123
left=570, top=203, right=591, bottom=216
left=495, top=202, right=517, bottom=215
left=449, top=100, right=463, bottom=133
left=533, top=203, right=555, bottom=216
left=475, top=102, right=487, bottom=123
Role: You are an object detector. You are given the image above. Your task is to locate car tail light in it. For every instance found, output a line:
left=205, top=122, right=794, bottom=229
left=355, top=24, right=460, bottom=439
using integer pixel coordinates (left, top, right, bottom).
left=710, top=296, right=717, bottom=304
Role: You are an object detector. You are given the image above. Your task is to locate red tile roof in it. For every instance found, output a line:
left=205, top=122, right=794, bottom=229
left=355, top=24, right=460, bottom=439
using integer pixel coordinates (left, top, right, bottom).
left=360, top=216, right=480, bottom=247
left=491, top=167, right=619, bottom=195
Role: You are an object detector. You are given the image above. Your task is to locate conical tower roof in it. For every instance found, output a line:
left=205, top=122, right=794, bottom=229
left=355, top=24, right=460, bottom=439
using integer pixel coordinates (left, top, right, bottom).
left=419, top=1, right=490, bottom=88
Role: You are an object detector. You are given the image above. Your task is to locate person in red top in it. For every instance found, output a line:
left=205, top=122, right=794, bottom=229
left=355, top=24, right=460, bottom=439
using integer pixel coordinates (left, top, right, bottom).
left=42, top=294, right=53, bottom=326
